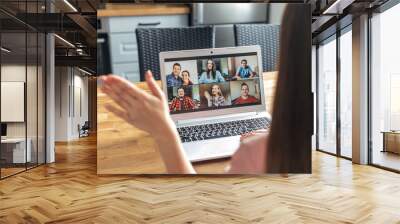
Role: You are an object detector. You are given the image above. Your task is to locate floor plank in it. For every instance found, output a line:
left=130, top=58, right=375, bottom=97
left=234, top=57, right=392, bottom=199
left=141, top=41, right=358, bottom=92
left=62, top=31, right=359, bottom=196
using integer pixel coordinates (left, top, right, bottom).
left=0, top=135, right=399, bottom=223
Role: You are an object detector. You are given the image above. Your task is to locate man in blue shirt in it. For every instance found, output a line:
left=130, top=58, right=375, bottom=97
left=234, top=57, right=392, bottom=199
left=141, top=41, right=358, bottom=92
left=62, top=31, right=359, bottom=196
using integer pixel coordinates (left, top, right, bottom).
left=234, top=59, right=255, bottom=79
left=166, top=63, right=183, bottom=87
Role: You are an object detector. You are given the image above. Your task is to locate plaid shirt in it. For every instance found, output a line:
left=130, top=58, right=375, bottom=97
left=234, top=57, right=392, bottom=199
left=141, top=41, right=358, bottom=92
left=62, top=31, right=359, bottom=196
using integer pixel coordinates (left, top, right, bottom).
left=169, top=96, right=195, bottom=112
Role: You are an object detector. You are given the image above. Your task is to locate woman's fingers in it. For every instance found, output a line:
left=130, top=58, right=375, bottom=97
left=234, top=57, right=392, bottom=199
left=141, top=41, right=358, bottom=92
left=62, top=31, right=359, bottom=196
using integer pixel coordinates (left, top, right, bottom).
left=240, top=129, right=268, bottom=141
left=104, top=104, right=131, bottom=123
left=103, top=75, right=147, bottom=100
left=145, top=71, right=164, bottom=99
left=101, top=75, right=153, bottom=110
left=102, top=84, right=137, bottom=111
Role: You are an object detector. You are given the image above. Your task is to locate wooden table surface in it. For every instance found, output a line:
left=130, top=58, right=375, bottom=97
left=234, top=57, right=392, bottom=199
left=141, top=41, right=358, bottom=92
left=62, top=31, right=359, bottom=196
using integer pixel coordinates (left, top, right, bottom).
left=98, top=4, right=190, bottom=18
left=97, top=72, right=278, bottom=174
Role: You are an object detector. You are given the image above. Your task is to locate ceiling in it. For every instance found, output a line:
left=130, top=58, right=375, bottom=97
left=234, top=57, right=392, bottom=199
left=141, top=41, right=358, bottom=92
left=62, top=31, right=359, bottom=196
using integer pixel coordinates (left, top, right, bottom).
left=310, top=0, right=391, bottom=42
left=0, top=0, right=98, bottom=72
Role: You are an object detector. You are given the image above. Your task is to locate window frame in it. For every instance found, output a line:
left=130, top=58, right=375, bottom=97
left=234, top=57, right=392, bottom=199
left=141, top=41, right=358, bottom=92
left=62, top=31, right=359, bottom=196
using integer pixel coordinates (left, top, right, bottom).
left=315, top=23, right=353, bottom=161
left=367, top=0, right=400, bottom=173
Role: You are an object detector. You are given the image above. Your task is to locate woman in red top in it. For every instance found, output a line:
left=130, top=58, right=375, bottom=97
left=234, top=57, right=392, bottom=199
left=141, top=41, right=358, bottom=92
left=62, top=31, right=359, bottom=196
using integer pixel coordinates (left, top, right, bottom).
left=169, top=87, right=195, bottom=112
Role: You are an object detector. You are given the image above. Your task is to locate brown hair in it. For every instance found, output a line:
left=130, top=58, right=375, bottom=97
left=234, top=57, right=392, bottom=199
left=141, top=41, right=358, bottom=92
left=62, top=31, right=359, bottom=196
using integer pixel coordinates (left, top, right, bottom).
left=211, top=84, right=223, bottom=97
left=241, top=83, right=249, bottom=89
left=266, top=4, right=312, bottom=173
left=173, top=63, right=181, bottom=69
left=206, top=59, right=217, bottom=80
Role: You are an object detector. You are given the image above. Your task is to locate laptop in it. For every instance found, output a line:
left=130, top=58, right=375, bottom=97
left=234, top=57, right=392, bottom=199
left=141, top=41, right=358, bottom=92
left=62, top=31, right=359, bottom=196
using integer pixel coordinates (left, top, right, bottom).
left=160, top=46, right=271, bottom=162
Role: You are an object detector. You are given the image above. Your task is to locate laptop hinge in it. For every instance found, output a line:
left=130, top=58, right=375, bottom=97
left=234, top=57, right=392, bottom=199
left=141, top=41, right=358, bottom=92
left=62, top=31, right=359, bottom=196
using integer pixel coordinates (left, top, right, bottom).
left=175, top=112, right=264, bottom=127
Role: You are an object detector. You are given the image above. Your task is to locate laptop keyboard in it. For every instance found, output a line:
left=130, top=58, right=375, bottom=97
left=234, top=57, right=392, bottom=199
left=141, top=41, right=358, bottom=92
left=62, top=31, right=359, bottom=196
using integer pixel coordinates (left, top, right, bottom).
left=177, top=117, right=271, bottom=143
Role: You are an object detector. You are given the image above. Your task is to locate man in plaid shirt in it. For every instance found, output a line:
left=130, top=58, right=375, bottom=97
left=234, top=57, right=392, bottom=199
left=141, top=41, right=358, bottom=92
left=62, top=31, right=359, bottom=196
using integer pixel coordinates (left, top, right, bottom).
left=169, top=87, right=195, bottom=112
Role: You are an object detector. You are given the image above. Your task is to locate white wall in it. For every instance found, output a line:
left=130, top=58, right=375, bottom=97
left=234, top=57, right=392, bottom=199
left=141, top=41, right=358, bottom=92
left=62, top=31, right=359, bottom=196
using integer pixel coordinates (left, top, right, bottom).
left=268, top=4, right=287, bottom=25
left=54, top=67, right=89, bottom=141
left=1, top=65, right=25, bottom=129
left=1, top=63, right=46, bottom=164
left=55, top=66, right=69, bottom=141
left=72, top=73, right=89, bottom=138
left=1, top=65, right=32, bottom=138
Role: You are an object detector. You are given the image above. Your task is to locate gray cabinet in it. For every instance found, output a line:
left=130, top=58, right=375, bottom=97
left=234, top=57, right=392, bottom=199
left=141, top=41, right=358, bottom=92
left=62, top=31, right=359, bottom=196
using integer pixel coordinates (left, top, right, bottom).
left=102, top=14, right=189, bottom=82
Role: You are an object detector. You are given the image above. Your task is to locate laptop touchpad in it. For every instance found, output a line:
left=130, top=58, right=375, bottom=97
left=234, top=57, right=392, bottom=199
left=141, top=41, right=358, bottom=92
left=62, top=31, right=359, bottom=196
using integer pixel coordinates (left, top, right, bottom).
left=183, top=136, right=241, bottom=162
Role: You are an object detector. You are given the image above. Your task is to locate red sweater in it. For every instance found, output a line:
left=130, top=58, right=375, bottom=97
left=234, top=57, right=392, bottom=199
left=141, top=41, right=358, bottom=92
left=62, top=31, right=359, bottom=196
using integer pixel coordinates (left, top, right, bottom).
left=232, top=96, right=259, bottom=105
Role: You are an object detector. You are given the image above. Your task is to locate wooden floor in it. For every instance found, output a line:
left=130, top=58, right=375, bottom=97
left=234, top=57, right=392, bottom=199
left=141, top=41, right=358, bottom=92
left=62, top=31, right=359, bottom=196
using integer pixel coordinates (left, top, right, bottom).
left=1, top=135, right=400, bottom=223
left=373, top=150, right=400, bottom=171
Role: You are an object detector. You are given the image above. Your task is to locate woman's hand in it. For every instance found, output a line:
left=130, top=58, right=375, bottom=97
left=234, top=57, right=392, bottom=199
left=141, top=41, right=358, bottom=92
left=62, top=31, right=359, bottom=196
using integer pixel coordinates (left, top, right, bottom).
left=100, top=71, right=175, bottom=140
left=240, top=129, right=269, bottom=141
left=204, top=90, right=211, bottom=100
left=100, top=71, right=195, bottom=174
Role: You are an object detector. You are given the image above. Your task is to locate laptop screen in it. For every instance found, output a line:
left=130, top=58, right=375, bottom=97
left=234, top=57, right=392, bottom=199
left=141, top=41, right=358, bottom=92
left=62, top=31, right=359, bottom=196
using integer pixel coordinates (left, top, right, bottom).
left=163, top=52, right=262, bottom=114
left=1, top=123, right=7, bottom=137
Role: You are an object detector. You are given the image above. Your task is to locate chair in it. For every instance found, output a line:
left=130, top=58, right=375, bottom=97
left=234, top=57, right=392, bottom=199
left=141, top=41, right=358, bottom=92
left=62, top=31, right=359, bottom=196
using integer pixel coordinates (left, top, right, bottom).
left=136, top=26, right=215, bottom=80
left=79, top=121, right=90, bottom=138
left=234, top=24, right=280, bottom=72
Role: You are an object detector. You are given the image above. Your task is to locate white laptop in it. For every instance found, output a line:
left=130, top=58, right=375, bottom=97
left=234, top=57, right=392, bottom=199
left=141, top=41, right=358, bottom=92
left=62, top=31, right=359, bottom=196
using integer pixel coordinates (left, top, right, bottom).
left=160, top=46, right=271, bottom=162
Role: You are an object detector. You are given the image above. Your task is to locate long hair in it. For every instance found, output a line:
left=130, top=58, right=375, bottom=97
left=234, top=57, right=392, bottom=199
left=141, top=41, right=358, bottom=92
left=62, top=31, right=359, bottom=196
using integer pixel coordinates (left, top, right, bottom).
left=211, top=84, right=223, bottom=97
left=266, top=5, right=312, bottom=173
left=206, top=59, right=217, bottom=80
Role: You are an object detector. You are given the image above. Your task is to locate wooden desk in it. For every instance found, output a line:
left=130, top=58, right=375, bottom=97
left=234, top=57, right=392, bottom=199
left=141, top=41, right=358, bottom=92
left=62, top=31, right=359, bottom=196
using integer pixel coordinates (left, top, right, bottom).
left=382, top=131, right=400, bottom=154
left=98, top=4, right=190, bottom=18
left=97, top=72, right=278, bottom=174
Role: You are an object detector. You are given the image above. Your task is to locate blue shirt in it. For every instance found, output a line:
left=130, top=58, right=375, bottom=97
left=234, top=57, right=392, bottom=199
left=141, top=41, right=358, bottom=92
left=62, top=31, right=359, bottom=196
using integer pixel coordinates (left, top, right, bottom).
left=166, top=74, right=183, bottom=87
left=198, top=71, right=225, bottom=84
left=236, top=66, right=254, bottom=78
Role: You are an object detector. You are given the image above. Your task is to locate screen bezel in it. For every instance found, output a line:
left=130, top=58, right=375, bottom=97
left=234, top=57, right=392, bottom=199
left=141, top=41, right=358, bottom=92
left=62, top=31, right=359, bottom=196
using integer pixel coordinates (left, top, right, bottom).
left=160, top=46, right=266, bottom=122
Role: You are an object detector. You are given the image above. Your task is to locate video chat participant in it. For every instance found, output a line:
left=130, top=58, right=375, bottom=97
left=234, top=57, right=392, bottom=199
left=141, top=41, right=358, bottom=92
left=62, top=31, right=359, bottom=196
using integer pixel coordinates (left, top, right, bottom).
left=169, top=87, right=195, bottom=112
left=204, top=84, right=226, bottom=107
left=181, top=70, right=193, bottom=86
left=166, top=63, right=183, bottom=87
left=198, top=59, right=225, bottom=84
left=234, top=59, right=255, bottom=80
left=181, top=70, right=193, bottom=97
left=232, top=83, right=259, bottom=105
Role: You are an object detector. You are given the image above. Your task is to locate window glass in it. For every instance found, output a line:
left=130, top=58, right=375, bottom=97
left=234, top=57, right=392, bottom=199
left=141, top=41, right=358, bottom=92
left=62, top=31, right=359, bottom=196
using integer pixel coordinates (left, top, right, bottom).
left=371, top=3, right=400, bottom=171
left=318, top=37, right=337, bottom=154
